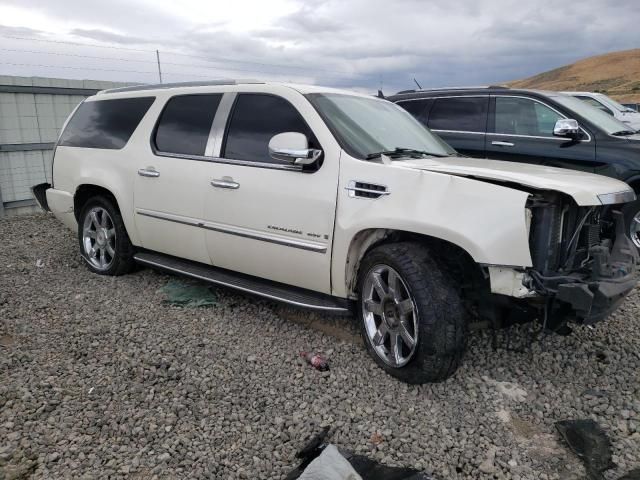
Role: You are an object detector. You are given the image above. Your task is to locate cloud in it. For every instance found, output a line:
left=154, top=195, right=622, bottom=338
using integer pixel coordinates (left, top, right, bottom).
left=0, top=0, right=638, bottom=93
left=70, top=28, right=150, bottom=46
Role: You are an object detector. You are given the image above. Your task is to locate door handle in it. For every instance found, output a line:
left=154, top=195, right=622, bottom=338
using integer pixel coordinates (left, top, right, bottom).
left=138, top=167, right=160, bottom=178
left=211, top=178, right=240, bottom=189
left=491, top=141, right=515, bottom=147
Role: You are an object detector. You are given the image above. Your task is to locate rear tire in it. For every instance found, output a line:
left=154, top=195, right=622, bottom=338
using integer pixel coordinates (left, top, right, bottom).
left=622, top=199, right=640, bottom=250
left=77, top=195, right=136, bottom=276
left=356, top=242, right=467, bottom=384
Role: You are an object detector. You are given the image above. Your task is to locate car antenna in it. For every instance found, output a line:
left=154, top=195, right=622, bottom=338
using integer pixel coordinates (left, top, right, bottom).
left=377, top=89, right=385, bottom=99
left=413, top=78, right=422, bottom=90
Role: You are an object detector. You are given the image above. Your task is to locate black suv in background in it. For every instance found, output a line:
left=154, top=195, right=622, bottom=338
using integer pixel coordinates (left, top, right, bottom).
left=388, top=87, right=640, bottom=247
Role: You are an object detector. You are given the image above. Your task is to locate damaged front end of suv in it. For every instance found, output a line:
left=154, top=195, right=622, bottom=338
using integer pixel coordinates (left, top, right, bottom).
left=499, top=191, right=638, bottom=329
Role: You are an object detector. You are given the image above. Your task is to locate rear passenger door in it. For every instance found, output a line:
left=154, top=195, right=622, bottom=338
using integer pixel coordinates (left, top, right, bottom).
left=202, top=92, right=339, bottom=294
left=486, top=95, right=596, bottom=171
left=426, top=96, right=488, bottom=157
left=133, top=94, right=223, bottom=264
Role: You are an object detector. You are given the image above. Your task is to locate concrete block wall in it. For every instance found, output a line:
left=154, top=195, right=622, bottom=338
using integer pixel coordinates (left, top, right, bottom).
left=0, top=75, right=135, bottom=216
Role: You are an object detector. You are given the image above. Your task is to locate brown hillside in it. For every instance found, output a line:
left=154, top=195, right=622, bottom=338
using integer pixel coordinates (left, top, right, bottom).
left=507, top=49, right=640, bottom=103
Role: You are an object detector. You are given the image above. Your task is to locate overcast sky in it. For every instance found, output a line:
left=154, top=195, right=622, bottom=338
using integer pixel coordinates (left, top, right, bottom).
left=0, top=0, right=638, bottom=93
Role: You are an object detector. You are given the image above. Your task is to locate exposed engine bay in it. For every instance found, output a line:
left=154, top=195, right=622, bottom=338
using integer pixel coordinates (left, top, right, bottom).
left=490, top=191, right=638, bottom=327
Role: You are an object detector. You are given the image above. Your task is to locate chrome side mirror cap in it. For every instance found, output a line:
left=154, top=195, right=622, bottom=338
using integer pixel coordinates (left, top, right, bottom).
left=268, top=132, right=322, bottom=166
left=553, top=118, right=580, bottom=138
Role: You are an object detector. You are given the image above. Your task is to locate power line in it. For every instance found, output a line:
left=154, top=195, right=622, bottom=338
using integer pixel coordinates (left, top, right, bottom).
left=0, top=34, right=153, bottom=52
left=164, top=50, right=360, bottom=77
left=0, top=48, right=157, bottom=64
left=0, top=61, right=158, bottom=75
left=0, top=34, right=365, bottom=78
left=0, top=61, right=316, bottom=81
left=0, top=47, right=367, bottom=81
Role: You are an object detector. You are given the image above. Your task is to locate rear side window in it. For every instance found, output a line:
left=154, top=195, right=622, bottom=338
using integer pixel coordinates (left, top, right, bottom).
left=397, top=99, right=429, bottom=122
left=428, top=97, right=488, bottom=133
left=59, top=97, right=154, bottom=149
left=154, top=94, right=222, bottom=156
left=223, top=93, right=317, bottom=164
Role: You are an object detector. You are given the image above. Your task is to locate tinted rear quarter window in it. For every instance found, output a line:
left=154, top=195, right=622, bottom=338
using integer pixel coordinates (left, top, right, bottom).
left=223, top=93, right=317, bottom=164
left=428, top=97, right=488, bottom=132
left=397, top=99, right=429, bottom=122
left=59, top=97, right=154, bottom=149
left=154, top=94, right=222, bottom=156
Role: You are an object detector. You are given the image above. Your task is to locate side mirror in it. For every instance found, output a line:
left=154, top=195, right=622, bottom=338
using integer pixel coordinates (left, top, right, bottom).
left=268, top=132, right=322, bottom=166
left=553, top=119, right=580, bottom=138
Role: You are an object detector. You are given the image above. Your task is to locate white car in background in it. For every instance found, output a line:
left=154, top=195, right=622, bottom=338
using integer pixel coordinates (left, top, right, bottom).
left=564, top=91, right=640, bottom=131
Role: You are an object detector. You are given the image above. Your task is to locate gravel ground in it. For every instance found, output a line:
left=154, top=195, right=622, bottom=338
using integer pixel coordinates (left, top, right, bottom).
left=1, top=213, right=639, bottom=480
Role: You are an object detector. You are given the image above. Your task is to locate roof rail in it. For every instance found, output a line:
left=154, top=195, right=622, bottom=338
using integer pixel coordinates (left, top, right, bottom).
left=98, top=79, right=264, bottom=95
left=395, top=85, right=510, bottom=95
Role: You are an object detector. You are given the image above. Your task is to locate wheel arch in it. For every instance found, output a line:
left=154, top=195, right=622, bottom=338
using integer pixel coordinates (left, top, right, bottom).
left=624, top=175, right=640, bottom=193
left=73, top=184, right=121, bottom=222
left=343, top=228, right=481, bottom=298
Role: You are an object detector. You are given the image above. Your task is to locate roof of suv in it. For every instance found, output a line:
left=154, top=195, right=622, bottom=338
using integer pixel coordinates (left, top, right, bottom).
left=388, top=86, right=567, bottom=101
left=96, top=79, right=370, bottom=98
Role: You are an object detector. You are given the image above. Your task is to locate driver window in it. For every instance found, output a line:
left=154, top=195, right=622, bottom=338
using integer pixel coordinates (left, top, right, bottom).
left=223, top=94, right=320, bottom=165
left=495, top=97, right=562, bottom=137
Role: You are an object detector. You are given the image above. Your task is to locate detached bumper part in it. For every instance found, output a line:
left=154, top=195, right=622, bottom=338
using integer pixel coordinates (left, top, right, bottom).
left=556, top=275, right=636, bottom=324
left=31, top=182, right=51, bottom=211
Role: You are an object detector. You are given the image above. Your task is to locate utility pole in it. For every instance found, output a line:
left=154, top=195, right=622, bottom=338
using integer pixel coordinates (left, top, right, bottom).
left=156, top=50, right=163, bottom=84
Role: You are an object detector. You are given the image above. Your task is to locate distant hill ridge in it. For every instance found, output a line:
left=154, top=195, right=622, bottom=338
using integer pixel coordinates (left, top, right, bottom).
left=507, top=49, right=640, bottom=103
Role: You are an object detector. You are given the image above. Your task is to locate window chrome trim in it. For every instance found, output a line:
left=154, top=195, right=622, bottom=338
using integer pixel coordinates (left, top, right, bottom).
left=205, top=92, right=236, bottom=157
left=397, top=95, right=490, bottom=102
left=432, top=129, right=485, bottom=135
left=136, top=208, right=327, bottom=253
left=492, top=94, right=592, bottom=143
left=598, top=190, right=636, bottom=205
left=486, top=132, right=571, bottom=141
left=151, top=150, right=303, bottom=172
left=209, top=156, right=303, bottom=171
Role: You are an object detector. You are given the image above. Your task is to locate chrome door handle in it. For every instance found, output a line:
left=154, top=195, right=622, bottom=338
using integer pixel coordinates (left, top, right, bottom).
left=211, top=178, right=240, bottom=189
left=491, top=141, right=515, bottom=147
left=138, top=167, right=160, bottom=178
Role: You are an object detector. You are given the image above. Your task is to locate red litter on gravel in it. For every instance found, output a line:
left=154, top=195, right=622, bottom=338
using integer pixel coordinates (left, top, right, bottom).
left=300, top=352, right=329, bottom=371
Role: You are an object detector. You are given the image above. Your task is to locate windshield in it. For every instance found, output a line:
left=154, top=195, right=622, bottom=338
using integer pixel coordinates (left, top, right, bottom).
left=306, top=93, right=456, bottom=159
left=553, top=94, right=633, bottom=134
left=598, top=94, right=633, bottom=112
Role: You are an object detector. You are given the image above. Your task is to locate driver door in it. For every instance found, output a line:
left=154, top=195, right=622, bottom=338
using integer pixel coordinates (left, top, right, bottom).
left=202, top=92, right=339, bottom=294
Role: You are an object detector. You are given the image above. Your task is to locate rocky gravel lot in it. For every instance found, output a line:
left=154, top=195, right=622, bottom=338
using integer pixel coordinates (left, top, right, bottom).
left=1, top=213, right=639, bottom=479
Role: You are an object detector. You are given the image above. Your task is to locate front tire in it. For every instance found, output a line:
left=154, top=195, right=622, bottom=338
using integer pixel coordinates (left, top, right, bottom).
left=77, top=195, right=135, bottom=276
left=357, top=242, right=466, bottom=384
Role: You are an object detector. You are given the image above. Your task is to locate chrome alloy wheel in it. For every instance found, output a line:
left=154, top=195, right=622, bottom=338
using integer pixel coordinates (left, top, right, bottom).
left=362, top=264, right=418, bottom=367
left=631, top=210, right=640, bottom=249
left=82, top=207, right=116, bottom=271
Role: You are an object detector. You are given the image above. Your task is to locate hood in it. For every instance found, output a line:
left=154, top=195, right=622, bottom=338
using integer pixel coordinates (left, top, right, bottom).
left=619, top=110, right=640, bottom=130
left=396, top=156, right=634, bottom=206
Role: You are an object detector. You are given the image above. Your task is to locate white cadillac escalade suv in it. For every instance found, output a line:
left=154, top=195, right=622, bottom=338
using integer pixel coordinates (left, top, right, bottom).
left=33, top=80, right=638, bottom=384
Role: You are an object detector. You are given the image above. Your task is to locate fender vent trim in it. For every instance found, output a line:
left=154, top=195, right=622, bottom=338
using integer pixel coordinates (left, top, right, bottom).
left=345, top=180, right=389, bottom=199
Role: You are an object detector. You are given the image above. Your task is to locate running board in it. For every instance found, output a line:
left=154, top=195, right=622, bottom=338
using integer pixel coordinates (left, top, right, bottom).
left=134, top=252, right=351, bottom=313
